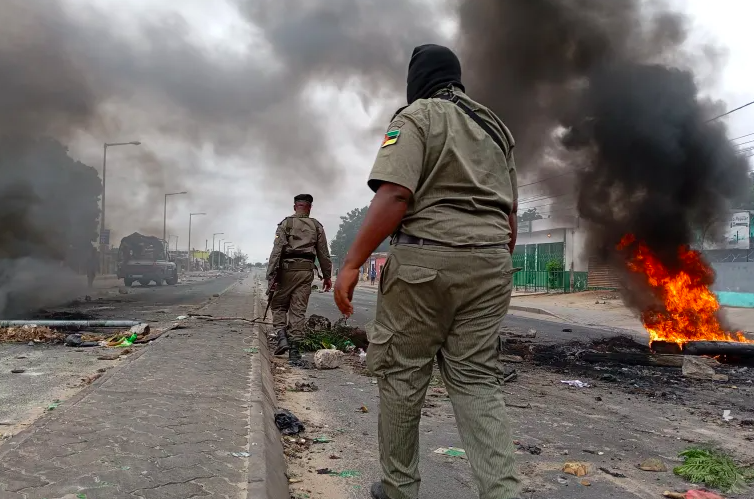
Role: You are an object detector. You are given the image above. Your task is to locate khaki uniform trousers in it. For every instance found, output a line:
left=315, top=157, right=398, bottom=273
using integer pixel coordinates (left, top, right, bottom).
left=367, top=243, right=519, bottom=499
left=271, top=263, right=314, bottom=343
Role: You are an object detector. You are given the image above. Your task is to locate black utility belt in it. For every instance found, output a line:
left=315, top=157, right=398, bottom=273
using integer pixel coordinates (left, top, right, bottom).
left=283, top=254, right=315, bottom=261
left=391, top=232, right=507, bottom=249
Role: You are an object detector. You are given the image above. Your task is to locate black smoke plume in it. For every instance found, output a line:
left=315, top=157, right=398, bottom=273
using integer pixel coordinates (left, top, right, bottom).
left=458, top=0, right=749, bottom=311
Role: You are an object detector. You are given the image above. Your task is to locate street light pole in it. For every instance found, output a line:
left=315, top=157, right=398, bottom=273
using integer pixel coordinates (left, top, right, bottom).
left=163, top=191, right=187, bottom=243
left=212, top=232, right=224, bottom=270
left=188, top=212, right=206, bottom=272
left=218, top=239, right=224, bottom=269
left=100, top=141, right=140, bottom=272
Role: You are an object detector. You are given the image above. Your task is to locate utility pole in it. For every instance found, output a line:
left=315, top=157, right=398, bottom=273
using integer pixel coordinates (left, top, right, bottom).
left=212, top=233, right=223, bottom=270
left=188, top=212, right=206, bottom=272
left=100, top=141, right=140, bottom=272
left=163, top=191, right=187, bottom=243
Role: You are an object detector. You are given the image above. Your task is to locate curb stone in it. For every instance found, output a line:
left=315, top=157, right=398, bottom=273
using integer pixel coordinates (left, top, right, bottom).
left=247, top=291, right=289, bottom=499
left=508, top=304, right=565, bottom=320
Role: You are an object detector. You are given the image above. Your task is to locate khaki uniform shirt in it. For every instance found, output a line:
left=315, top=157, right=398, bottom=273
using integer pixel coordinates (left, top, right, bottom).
left=266, top=213, right=333, bottom=280
left=368, top=88, right=518, bottom=246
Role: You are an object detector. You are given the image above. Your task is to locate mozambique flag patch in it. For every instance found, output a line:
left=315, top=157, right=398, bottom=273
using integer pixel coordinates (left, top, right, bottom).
left=381, top=129, right=401, bottom=148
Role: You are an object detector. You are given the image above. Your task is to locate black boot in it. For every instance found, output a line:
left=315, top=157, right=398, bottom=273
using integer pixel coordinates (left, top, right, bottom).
left=370, top=482, right=388, bottom=499
left=273, top=329, right=289, bottom=356
left=288, top=344, right=302, bottom=366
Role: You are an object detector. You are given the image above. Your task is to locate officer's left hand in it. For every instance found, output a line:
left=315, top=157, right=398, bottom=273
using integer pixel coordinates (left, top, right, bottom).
left=322, top=278, right=332, bottom=292
left=334, top=268, right=359, bottom=317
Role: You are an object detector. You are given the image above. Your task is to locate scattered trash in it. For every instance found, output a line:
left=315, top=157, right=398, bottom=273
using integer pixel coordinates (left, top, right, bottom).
left=313, top=436, right=332, bottom=443
left=583, top=449, right=604, bottom=456
left=64, top=334, right=99, bottom=348
left=561, top=380, right=590, bottom=388
left=663, top=492, right=686, bottom=499
left=47, top=400, right=61, bottom=411
left=515, top=442, right=542, bottom=455
left=434, top=447, right=467, bottom=459
left=563, top=462, right=589, bottom=477
left=291, top=381, right=318, bottom=392
left=1, top=325, right=61, bottom=344
left=556, top=476, right=569, bottom=485
left=580, top=479, right=591, bottom=487
left=638, top=458, right=668, bottom=472
left=231, top=451, right=250, bottom=458
left=314, top=349, right=344, bottom=369
left=357, top=348, right=367, bottom=364
left=357, top=406, right=369, bottom=413
left=506, top=401, right=532, bottom=409
left=77, top=494, right=87, bottom=499
left=599, top=467, right=627, bottom=478
left=80, top=373, right=102, bottom=385
left=244, top=347, right=259, bottom=354
left=722, top=410, right=733, bottom=422
left=213, top=293, right=220, bottom=297
left=503, top=370, right=518, bottom=383
left=682, top=356, right=728, bottom=382
left=329, top=454, right=341, bottom=460
left=289, top=478, right=303, bottom=484
left=129, top=323, right=150, bottom=335
left=329, top=470, right=361, bottom=478
left=176, top=315, right=189, bottom=320
left=562, top=328, right=573, bottom=333
left=109, top=333, right=138, bottom=348
left=316, top=468, right=332, bottom=474
left=274, top=409, right=305, bottom=435
left=685, top=491, right=725, bottom=499
left=10, top=369, right=25, bottom=374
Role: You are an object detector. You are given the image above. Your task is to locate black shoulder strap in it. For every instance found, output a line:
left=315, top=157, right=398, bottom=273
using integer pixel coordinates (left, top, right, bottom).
left=435, top=93, right=508, bottom=156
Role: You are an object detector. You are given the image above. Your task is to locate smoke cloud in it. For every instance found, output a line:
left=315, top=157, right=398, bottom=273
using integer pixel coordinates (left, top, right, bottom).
left=458, top=0, right=749, bottom=312
left=0, top=0, right=748, bottom=317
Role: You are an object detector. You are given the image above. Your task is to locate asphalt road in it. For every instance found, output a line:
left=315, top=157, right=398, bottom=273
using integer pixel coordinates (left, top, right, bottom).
left=307, top=284, right=631, bottom=343
left=30, top=273, right=243, bottom=321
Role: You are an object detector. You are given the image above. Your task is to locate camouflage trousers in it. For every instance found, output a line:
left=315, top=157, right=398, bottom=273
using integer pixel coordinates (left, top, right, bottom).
left=367, top=243, right=519, bottom=499
left=271, top=267, right=314, bottom=343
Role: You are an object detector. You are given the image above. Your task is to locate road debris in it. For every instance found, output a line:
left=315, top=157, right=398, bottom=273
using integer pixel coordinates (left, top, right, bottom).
left=434, top=447, right=466, bottom=459
left=638, top=457, right=668, bottom=472
left=598, top=467, right=627, bottom=478
left=357, top=405, right=369, bottom=413
left=673, top=447, right=754, bottom=493
left=10, top=368, right=25, bottom=374
left=515, top=442, right=542, bottom=455
left=722, top=410, right=733, bottom=422
left=682, top=356, right=729, bottom=382
left=291, top=381, right=318, bottom=392
left=274, top=409, right=305, bottom=435
left=328, top=470, right=360, bottom=478
left=47, top=400, right=61, bottom=411
left=580, top=479, right=591, bottom=486
left=244, top=347, right=259, bottom=354
left=313, top=436, right=332, bottom=443
left=500, top=354, right=524, bottom=363
left=563, top=462, right=589, bottom=477
left=314, top=349, right=344, bottom=369
left=561, top=380, right=590, bottom=388
left=231, top=451, right=250, bottom=458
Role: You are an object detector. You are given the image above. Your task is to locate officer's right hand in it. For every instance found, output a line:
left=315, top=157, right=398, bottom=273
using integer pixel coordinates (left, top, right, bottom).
left=334, top=268, right=359, bottom=317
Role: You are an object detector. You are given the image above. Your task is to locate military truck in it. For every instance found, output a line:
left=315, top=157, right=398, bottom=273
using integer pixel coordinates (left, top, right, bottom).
left=116, top=232, right=178, bottom=287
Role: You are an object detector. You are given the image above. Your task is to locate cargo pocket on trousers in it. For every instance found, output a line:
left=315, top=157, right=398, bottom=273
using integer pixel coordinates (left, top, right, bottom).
left=366, top=320, right=395, bottom=378
left=396, top=265, right=438, bottom=285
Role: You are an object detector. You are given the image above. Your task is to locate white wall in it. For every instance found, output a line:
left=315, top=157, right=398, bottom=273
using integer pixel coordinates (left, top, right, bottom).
left=517, top=221, right=589, bottom=272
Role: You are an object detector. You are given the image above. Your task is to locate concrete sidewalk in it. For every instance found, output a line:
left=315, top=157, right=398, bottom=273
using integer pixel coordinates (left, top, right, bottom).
left=0, top=279, right=285, bottom=499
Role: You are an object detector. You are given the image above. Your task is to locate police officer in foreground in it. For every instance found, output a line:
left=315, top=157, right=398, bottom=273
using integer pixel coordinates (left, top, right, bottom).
left=334, top=44, right=520, bottom=499
left=267, top=194, right=332, bottom=364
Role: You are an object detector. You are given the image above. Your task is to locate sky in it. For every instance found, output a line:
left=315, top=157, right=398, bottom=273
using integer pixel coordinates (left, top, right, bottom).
left=61, top=0, right=754, bottom=263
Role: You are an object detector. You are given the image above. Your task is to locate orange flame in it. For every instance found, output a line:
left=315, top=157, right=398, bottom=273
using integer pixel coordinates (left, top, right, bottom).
left=618, top=234, right=753, bottom=346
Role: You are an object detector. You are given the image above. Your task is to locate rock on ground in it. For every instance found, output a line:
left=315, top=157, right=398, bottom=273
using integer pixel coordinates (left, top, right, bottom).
left=314, top=349, right=344, bottom=370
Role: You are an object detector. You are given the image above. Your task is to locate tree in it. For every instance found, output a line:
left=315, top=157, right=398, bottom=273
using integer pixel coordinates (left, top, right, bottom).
left=519, top=208, right=544, bottom=223
left=208, top=251, right=228, bottom=267
left=330, top=206, right=390, bottom=262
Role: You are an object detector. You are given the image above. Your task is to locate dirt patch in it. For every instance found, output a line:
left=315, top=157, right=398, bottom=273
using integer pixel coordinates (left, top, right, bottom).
left=270, top=347, right=352, bottom=499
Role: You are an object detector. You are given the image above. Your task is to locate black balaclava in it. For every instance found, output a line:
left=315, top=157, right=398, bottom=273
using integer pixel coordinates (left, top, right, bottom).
left=406, top=44, right=465, bottom=105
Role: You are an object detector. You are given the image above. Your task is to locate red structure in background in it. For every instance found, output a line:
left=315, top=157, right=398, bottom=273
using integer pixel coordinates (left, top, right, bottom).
left=366, top=252, right=388, bottom=280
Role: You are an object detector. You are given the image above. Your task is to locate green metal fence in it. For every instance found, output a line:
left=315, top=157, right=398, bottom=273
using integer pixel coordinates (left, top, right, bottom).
left=511, top=242, right=587, bottom=293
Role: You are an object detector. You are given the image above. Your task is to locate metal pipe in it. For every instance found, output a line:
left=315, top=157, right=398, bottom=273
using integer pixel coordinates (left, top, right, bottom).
left=0, top=320, right=142, bottom=328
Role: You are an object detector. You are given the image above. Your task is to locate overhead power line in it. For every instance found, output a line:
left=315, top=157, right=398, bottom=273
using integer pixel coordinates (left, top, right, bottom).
left=706, top=100, right=754, bottom=123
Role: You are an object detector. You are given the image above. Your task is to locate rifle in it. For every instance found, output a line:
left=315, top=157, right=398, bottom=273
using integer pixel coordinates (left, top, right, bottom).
left=263, top=280, right=276, bottom=321
left=263, top=218, right=292, bottom=321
